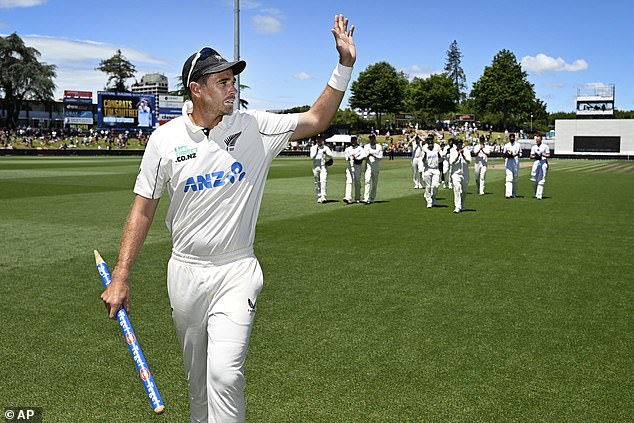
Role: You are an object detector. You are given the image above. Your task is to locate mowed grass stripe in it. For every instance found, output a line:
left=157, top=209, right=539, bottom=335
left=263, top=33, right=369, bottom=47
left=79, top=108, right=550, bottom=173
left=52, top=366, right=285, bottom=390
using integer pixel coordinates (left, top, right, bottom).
left=0, top=156, right=632, bottom=422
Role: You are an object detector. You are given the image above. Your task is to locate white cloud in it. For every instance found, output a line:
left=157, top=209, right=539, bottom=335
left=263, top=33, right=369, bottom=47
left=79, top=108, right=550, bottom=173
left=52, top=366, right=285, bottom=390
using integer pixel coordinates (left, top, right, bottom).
left=521, top=53, right=588, bottom=74
left=251, top=15, right=282, bottom=34
left=294, top=72, right=311, bottom=80
left=21, top=34, right=165, bottom=65
left=0, top=0, right=46, bottom=8
left=261, top=7, right=283, bottom=17
left=402, top=64, right=437, bottom=80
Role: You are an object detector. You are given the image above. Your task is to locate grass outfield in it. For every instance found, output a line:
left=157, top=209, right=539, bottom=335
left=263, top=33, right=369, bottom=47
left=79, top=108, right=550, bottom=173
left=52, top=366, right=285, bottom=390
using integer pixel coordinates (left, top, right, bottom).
left=0, top=156, right=632, bottom=422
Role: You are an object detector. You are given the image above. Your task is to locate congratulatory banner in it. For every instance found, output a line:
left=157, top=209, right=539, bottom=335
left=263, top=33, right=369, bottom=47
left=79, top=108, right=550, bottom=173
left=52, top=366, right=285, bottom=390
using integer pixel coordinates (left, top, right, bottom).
left=97, top=92, right=156, bottom=129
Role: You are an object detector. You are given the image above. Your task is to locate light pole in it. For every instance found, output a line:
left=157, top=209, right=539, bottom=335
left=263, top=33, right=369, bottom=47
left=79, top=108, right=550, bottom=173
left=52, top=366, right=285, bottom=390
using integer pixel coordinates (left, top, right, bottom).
left=234, top=0, right=240, bottom=110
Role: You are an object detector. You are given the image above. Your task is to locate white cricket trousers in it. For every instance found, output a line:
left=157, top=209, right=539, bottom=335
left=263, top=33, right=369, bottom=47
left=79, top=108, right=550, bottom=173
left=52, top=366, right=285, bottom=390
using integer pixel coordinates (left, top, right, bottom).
left=412, top=158, right=423, bottom=188
left=441, top=160, right=450, bottom=188
left=344, top=163, right=364, bottom=202
left=313, top=165, right=327, bottom=200
left=364, top=162, right=380, bottom=202
left=451, top=174, right=469, bottom=211
left=474, top=162, right=487, bottom=195
left=530, top=160, right=548, bottom=199
left=505, top=162, right=519, bottom=197
left=168, top=252, right=263, bottom=423
left=423, top=169, right=440, bottom=206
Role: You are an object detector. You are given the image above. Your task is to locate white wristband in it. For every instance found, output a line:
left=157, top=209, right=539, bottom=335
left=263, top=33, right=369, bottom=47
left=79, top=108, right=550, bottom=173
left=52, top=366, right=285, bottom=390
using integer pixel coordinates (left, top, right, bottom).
left=328, top=63, right=353, bottom=92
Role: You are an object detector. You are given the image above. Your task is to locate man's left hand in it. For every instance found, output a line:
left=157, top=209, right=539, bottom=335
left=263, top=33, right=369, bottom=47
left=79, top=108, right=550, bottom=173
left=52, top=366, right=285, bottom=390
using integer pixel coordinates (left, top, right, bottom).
left=331, top=15, right=356, bottom=67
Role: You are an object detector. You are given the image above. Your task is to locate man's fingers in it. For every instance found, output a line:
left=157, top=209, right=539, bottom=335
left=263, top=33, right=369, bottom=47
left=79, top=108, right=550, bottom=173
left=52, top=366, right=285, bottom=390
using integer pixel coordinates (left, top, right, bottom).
left=108, top=304, right=120, bottom=320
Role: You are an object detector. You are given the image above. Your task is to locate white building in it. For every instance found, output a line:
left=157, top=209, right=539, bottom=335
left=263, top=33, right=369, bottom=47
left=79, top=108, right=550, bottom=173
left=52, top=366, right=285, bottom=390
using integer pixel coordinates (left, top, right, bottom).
left=555, top=119, right=634, bottom=157
left=131, top=73, right=169, bottom=98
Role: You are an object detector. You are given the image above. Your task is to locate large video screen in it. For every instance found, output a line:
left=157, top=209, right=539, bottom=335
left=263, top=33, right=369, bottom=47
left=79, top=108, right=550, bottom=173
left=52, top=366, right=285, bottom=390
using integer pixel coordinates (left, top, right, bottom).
left=97, top=92, right=156, bottom=129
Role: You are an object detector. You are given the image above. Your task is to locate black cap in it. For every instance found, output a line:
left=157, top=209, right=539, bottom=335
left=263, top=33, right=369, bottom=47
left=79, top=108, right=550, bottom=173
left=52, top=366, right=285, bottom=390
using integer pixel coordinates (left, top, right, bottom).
left=182, top=47, right=246, bottom=88
left=369, top=132, right=376, bottom=139
left=426, top=135, right=434, bottom=143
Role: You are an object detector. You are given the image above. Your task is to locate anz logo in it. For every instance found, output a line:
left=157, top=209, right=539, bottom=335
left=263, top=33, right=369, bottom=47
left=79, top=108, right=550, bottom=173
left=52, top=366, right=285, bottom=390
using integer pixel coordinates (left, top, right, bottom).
left=184, top=161, right=246, bottom=193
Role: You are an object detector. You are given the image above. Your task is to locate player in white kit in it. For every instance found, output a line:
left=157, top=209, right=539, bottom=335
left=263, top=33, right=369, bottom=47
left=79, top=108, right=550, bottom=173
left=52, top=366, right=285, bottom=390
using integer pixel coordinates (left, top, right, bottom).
left=310, top=133, right=333, bottom=203
left=450, top=139, right=471, bottom=213
left=502, top=133, right=521, bottom=198
left=363, top=132, right=383, bottom=203
left=529, top=135, right=550, bottom=199
left=421, top=135, right=441, bottom=208
left=472, top=135, right=491, bottom=195
left=344, top=135, right=366, bottom=203
left=411, top=134, right=424, bottom=189
left=440, top=139, right=453, bottom=188
left=101, top=15, right=356, bottom=423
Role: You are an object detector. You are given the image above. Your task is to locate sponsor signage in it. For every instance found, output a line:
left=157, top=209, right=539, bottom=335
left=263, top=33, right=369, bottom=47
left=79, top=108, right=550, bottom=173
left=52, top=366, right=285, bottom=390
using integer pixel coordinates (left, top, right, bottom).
left=157, top=95, right=184, bottom=126
left=97, top=91, right=156, bottom=129
left=64, top=90, right=94, bottom=125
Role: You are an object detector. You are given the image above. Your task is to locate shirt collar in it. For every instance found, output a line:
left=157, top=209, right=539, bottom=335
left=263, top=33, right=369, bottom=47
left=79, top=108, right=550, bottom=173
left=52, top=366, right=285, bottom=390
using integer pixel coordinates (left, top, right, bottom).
left=182, top=101, right=207, bottom=135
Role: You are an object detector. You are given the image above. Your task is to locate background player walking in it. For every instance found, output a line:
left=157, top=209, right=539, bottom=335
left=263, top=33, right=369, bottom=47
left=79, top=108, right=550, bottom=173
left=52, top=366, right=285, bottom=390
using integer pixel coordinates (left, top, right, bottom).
left=363, top=133, right=382, bottom=203
left=530, top=135, right=550, bottom=199
left=502, top=133, right=521, bottom=198
left=344, top=135, right=366, bottom=203
left=421, top=135, right=441, bottom=208
left=310, top=133, right=333, bottom=203
left=450, top=139, right=471, bottom=213
left=473, top=135, right=491, bottom=195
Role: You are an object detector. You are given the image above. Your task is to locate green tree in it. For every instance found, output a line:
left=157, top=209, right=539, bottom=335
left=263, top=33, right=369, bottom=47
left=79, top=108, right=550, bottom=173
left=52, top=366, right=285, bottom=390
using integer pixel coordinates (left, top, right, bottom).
left=0, top=33, right=56, bottom=129
left=406, top=73, right=459, bottom=127
left=444, top=40, right=466, bottom=101
left=470, top=49, right=546, bottom=131
left=332, top=107, right=365, bottom=131
left=349, top=61, right=408, bottom=129
left=96, top=49, right=136, bottom=92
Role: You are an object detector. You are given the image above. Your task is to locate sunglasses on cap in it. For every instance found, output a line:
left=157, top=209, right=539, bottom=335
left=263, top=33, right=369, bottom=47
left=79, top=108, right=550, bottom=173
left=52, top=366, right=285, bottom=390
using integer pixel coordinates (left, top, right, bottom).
left=185, top=47, right=246, bottom=88
left=186, top=47, right=214, bottom=87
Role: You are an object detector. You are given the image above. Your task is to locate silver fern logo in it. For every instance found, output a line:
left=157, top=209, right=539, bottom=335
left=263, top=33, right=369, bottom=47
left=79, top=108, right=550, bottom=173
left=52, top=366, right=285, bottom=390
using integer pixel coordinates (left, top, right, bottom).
left=224, top=132, right=242, bottom=151
left=248, top=298, right=257, bottom=313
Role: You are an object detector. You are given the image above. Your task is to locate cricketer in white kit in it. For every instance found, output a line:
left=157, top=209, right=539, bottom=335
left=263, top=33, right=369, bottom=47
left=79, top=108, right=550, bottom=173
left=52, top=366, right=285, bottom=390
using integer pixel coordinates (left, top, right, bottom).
left=450, top=139, right=471, bottom=213
left=502, top=134, right=522, bottom=198
left=411, top=135, right=424, bottom=189
left=530, top=135, right=550, bottom=199
left=472, top=135, right=491, bottom=195
left=502, top=133, right=521, bottom=198
left=420, top=136, right=441, bottom=208
left=309, top=134, right=333, bottom=203
left=363, top=133, right=383, bottom=203
left=344, top=135, right=366, bottom=203
left=100, top=14, right=356, bottom=423
left=440, top=140, right=452, bottom=188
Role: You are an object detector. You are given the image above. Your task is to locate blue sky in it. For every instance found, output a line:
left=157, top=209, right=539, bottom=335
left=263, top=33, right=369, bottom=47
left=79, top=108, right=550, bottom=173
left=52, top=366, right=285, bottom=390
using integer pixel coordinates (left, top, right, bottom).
left=2, top=0, right=633, bottom=112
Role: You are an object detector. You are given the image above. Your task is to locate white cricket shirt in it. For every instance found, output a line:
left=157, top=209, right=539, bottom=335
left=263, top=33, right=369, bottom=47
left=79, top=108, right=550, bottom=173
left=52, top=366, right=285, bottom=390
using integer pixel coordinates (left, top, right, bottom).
left=422, top=143, right=440, bottom=170
left=134, top=101, right=298, bottom=261
left=530, top=144, right=550, bottom=162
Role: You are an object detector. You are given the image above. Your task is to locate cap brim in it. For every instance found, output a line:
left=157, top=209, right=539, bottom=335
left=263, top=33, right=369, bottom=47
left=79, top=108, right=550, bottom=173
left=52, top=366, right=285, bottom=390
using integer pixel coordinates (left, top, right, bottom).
left=201, top=60, right=246, bottom=77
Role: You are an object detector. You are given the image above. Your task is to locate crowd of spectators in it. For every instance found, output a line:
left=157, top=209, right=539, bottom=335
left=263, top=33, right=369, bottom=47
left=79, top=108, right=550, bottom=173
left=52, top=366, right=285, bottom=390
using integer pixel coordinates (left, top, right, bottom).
left=0, top=126, right=150, bottom=150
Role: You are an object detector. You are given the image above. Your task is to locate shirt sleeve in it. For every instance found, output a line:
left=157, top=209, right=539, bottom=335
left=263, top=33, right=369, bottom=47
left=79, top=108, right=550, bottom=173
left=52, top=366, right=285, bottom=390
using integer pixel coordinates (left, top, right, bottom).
left=251, top=110, right=298, bottom=157
left=134, top=135, right=168, bottom=199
